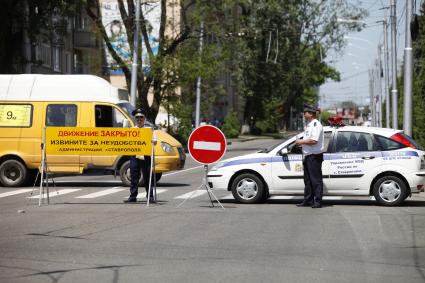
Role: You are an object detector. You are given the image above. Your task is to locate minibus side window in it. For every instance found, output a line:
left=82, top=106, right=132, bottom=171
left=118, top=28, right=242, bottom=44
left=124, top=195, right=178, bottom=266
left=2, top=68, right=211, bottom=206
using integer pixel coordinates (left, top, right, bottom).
left=95, top=105, right=126, bottom=127
left=46, top=104, right=77, bottom=127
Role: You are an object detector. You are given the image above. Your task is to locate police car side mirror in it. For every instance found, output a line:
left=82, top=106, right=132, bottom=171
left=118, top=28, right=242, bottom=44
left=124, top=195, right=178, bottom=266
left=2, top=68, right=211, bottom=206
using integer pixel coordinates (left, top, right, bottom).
left=123, top=119, right=131, bottom=128
left=280, top=148, right=288, bottom=155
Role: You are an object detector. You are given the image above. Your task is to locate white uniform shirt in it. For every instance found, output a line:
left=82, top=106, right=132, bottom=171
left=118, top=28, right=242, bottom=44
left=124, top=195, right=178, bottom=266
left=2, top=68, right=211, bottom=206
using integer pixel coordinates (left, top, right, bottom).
left=302, top=118, right=324, bottom=156
left=134, top=120, right=156, bottom=159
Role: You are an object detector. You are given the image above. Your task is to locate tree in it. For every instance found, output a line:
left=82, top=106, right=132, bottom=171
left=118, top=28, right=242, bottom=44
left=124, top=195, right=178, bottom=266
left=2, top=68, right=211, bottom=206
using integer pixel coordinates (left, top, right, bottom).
left=0, top=0, right=77, bottom=73
left=397, top=2, right=425, bottom=146
left=233, top=0, right=366, bottom=130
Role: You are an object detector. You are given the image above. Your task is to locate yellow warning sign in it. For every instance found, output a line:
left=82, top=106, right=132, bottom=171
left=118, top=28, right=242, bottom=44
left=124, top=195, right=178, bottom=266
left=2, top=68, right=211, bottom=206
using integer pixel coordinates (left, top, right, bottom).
left=45, top=127, right=152, bottom=156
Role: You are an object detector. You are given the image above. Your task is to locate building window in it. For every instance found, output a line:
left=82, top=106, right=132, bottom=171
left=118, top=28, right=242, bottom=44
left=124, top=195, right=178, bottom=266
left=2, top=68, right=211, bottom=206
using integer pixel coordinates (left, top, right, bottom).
left=37, top=43, right=51, bottom=67
left=52, top=46, right=61, bottom=72
left=64, top=52, right=72, bottom=74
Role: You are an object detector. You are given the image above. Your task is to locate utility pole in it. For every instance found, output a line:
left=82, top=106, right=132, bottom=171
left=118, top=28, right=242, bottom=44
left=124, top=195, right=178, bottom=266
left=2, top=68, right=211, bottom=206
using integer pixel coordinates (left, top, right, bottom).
left=369, top=69, right=375, bottom=126
left=369, top=69, right=373, bottom=125
left=403, top=0, right=413, bottom=135
left=130, top=0, right=141, bottom=107
left=377, top=45, right=383, bottom=127
left=382, top=18, right=391, bottom=128
left=195, top=21, right=204, bottom=128
left=390, top=0, right=398, bottom=129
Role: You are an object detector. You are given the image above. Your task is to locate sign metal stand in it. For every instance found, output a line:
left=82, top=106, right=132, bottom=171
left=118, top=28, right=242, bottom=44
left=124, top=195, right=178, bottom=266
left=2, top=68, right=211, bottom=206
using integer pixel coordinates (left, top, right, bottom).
left=178, top=125, right=226, bottom=209
left=146, top=129, right=156, bottom=207
left=29, top=127, right=58, bottom=206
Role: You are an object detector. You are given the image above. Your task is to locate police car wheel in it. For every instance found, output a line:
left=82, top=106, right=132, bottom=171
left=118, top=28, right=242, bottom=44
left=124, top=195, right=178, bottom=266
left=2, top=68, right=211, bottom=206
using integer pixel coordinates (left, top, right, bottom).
left=231, top=173, right=265, bottom=204
left=0, top=159, right=28, bottom=187
left=119, top=160, right=144, bottom=187
left=373, top=175, right=407, bottom=206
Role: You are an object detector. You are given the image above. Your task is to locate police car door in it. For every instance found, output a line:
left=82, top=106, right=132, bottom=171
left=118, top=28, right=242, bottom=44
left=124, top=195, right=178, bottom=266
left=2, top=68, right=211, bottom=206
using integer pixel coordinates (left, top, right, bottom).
left=327, top=130, right=382, bottom=192
left=271, top=136, right=304, bottom=192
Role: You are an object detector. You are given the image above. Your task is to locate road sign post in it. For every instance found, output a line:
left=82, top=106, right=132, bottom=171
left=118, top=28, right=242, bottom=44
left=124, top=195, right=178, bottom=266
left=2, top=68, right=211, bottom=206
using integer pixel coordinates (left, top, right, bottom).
left=179, top=125, right=227, bottom=209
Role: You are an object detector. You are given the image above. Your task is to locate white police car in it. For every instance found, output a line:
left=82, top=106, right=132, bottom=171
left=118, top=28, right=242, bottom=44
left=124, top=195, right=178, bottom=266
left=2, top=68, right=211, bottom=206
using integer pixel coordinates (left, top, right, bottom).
left=207, top=125, right=425, bottom=206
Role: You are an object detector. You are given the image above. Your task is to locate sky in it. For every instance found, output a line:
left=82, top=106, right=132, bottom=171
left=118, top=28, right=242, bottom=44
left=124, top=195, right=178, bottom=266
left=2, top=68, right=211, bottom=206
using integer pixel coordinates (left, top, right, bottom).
left=319, top=0, right=422, bottom=110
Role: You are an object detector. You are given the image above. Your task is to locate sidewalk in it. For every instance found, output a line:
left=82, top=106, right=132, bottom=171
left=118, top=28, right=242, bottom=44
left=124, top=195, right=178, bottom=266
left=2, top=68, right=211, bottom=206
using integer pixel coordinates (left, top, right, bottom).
left=228, top=131, right=298, bottom=143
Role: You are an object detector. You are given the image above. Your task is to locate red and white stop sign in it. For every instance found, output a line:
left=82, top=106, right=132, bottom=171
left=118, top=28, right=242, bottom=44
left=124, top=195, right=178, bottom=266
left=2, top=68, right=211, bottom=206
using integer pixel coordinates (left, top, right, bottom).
left=188, top=125, right=227, bottom=165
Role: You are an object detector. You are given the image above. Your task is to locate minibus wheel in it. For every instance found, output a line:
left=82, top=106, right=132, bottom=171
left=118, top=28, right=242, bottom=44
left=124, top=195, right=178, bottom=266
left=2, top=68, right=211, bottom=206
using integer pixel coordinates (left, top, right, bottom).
left=0, top=159, right=28, bottom=187
left=119, top=161, right=162, bottom=186
left=119, top=160, right=144, bottom=186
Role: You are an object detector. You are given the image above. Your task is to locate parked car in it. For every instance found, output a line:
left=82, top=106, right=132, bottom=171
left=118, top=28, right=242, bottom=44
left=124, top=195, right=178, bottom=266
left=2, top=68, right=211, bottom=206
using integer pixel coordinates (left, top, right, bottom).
left=207, top=125, right=425, bottom=206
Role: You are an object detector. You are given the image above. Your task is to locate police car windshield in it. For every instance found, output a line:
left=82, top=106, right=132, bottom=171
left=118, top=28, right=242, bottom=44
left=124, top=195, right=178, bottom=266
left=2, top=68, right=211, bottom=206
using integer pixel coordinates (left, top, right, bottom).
left=258, top=134, right=298, bottom=153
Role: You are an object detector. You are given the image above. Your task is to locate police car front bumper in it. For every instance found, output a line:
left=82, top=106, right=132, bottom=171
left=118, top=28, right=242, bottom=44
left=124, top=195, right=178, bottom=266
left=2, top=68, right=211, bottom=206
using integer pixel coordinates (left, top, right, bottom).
left=207, top=170, right=234, bottom=190
left=411, top=171, right=425, bottom=193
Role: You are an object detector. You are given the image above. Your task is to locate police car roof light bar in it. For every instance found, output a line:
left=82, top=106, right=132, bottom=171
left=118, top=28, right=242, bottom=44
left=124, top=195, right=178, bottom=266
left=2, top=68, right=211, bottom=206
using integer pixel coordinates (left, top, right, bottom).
left=328, top=116, right=344, bottom=127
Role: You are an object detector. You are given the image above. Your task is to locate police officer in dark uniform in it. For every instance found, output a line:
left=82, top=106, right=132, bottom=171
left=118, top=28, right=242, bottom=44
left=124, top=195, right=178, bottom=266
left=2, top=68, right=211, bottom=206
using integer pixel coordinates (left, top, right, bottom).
left=295, top=104, right=324, bottom=208
left=124, top=108, right=156, bottom=203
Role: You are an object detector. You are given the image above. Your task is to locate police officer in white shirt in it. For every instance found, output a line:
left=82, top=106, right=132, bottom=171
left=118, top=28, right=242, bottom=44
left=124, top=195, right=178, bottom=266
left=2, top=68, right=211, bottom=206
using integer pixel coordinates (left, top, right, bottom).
left=295, top=104, right=324, bottom=208
left=124, top=109, right=156, bottom=203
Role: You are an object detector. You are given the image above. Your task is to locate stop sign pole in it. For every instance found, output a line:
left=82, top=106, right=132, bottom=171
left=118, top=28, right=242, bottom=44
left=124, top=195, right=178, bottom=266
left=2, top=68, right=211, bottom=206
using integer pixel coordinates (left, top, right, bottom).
left=178, top=125, right=227, bottom=209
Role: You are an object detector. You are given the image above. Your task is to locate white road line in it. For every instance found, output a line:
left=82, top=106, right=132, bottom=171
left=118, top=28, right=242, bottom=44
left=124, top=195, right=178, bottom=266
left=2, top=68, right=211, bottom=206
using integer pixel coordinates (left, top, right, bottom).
left=122, top=189, right=168, bottom=199
left=28, top=189, right=82, bottom=199
left=220, top=193, right=234, bottom=200
left=76, top=187, right=126, bottom=199
left=269, top=196, right=301, bottom=200
left=193, top=141, right=221, bottom=151
left=175, top=190, right=207, bottom=199
left=221, top=195, right=345, bottom=200
left=0, top=189, right=33, bottom=198
left=324, top=196, right=344, bottom=200
left=162, top=165, right=204, bottom=177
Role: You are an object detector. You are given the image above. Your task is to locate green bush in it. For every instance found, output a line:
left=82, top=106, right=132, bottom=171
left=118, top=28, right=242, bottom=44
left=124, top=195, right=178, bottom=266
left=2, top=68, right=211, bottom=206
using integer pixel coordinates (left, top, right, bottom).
left=222, top=112, right=241, bottom=138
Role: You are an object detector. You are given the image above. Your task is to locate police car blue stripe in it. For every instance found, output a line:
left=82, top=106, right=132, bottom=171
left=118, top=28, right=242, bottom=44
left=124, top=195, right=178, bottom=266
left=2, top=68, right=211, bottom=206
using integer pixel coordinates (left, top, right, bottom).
left=381, top=151, right=419, bottom=157
left=220, top=151, right=419, bottom=168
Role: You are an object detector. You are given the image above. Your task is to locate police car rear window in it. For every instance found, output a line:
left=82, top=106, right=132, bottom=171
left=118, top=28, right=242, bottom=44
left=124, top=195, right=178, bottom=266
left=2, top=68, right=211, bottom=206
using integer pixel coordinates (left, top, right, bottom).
left=375, top=135, right=406, bottom=151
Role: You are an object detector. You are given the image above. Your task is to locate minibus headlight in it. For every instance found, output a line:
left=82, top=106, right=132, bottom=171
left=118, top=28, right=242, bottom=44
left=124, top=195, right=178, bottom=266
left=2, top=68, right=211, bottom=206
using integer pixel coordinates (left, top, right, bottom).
left=161, top=142, right=174, bottom=153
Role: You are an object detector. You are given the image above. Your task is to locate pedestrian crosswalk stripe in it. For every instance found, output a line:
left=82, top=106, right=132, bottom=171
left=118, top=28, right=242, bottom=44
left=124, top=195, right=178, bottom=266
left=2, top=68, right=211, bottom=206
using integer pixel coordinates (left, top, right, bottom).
left=175, top=190, right=207, bottom=199
left=122, top=189, right=168, bottom=199
left=0, top=189, right=33, bottom=198
left=28, top=189, right=82, bottom=199
left=76, top=187, right=126, bottom=199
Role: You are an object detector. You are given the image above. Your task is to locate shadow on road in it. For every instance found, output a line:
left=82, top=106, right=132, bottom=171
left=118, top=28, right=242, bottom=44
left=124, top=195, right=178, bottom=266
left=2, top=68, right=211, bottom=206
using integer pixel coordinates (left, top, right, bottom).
left=218, top=198, right=425, bottom=207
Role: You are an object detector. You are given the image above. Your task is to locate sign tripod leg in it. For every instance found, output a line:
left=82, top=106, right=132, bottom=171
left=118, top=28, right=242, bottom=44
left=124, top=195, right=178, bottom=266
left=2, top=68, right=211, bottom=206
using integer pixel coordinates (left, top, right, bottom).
left=147, top=138, right=156, bottom=207
left=203, top=165, right=224, bottom=209
left=176, top=166, right=225, bottom=210
left=33, top=128, right=58, bottom=206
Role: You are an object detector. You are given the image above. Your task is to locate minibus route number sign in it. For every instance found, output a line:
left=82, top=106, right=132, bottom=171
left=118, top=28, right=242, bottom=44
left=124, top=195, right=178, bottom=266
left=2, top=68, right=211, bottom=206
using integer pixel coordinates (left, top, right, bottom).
left=0, top=104, right=32, bottom=127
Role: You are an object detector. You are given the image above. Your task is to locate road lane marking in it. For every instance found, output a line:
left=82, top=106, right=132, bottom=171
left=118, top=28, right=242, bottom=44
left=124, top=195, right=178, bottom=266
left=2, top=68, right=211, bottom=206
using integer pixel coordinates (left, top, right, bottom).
left=193, top=141, right=221, bottom=151
left=76, top=187, right=126, bottom=199
left=162, top=165, right=204, bottom=177
left=175, top=190, right=207, bottom=199
left=220, top=195, right=344, bottom=200
left=123, top=189, right=168, bottom=199
left=28, top=189, right=82, bottom=199
left=0, top=189, right=33, bottom=198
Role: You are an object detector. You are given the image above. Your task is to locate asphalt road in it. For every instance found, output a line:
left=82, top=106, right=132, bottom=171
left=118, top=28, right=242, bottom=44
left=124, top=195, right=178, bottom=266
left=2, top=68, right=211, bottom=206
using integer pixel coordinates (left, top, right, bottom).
left=0, top=138, right=424, bottom=283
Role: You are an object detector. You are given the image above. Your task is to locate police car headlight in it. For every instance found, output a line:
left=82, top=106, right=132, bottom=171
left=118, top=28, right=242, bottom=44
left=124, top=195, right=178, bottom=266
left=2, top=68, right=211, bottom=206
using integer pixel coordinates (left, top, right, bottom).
left=211, top=161, right=226, bottom=171
left=161, top=142, right=174, bottom=153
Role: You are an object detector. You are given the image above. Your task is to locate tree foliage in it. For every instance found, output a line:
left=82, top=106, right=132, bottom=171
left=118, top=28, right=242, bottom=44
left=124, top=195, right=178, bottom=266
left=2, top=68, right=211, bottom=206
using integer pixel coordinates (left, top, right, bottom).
left=233, top=0, right=366, bottom=131
left=397, top=2, right=425, bottom=146
left=0, top=0, right=77, bottom=73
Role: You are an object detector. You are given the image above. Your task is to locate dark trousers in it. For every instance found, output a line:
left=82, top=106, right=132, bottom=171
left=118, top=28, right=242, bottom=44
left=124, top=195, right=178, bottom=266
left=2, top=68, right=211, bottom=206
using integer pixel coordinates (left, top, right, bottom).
left=302, top=153, right=323, bottom=204
left=129, top=156, right=153, bottom=200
